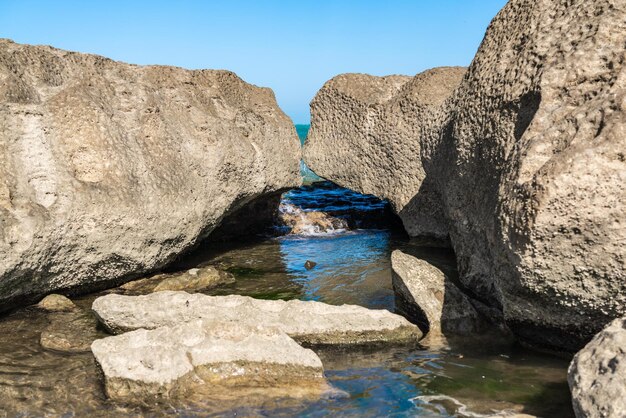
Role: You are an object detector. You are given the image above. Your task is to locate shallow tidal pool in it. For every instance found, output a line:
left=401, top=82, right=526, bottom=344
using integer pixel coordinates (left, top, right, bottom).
left=0, top=184, right=574, bottom=417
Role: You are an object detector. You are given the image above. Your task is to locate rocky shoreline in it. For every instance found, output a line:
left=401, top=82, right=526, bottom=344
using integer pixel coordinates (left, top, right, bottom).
left=0, top=0, right=624, bottom=415
left=304, top=0, right=625, bottom=354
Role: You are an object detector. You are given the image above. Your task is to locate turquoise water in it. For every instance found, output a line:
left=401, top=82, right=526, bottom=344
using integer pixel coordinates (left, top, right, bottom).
left=296, top=124, right=323, bottom=184
left=296, top=124, right=310, bottom=145
left=186, top=181, right=574, bottom=417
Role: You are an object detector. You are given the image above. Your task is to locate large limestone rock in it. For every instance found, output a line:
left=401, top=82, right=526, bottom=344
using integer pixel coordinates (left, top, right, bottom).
left=305, top=0, right=626, bottom=351
left=91, top=319, right=329, bottom=402
left=304, top=68, right=466, bottom=238
left=0, top=39, right=301, bottom=311
left=568, top=317, right=626, bottom=418
left=391, top=250, right=483, bottom=336
left=424, top=0, right=626, bottom=351
left=91, top=291, right=422, bottom=344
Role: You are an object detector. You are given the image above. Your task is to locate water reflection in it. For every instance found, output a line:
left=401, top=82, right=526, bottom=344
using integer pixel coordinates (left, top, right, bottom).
left=0, top=181, right=574, bottom=417
left=278, top=230, right=394, bottom=309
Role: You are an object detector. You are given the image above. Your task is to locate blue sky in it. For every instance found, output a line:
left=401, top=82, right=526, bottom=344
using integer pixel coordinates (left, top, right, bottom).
left=0, top=0, right=507, bottom=123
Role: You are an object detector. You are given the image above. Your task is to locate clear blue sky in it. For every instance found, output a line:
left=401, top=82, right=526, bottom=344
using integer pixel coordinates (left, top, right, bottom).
left=0, top=0, right=507, bottom=123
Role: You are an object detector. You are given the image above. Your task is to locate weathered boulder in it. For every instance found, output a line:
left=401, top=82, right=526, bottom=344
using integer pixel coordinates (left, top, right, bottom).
left=305, top=0, right=626, bottom=351
left=119, top=266, right=235, bottom=294
left=391, top=250, right=483, bottom=336
left=423, top=0, right=626, bottom=351
left=0, top=39, right=301, bottom=311
left=91, top=291, right=422, bottom=345
left=91, top=319, right=330, bottom=402
left=304, top=68, right=466, bottom=239
left=568, top=317, right=626, bottom=418
left=40, top=310, right=106, bottom=353
left=36, top=294, right=77, bottom=312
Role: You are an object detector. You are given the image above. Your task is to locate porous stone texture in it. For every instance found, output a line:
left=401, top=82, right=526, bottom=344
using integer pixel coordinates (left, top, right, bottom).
left=119, top=266, right=235, bottom=294
left=91, top=291, right=422, bottom=345
left=304, top=68, right=466, bottom=238
left=36, top=294, right=77, bottom=312
left=568, top=317, right=626, bottom=418
left=305, top=0, right=626, bottom=351
left=0, top=39, right=301, bottom=311
left=391, top=250, right=483, bottom=336
left=425, top=0, right=626, bottom=351
left=91, top=319, right=329, bottom=402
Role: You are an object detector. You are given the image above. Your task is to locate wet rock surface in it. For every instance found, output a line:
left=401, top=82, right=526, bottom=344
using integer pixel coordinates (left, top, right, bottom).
left=280, top=204, right=348, bottom=235
left=40, top=310, right=107, bottom=353
left=0, top=39, right=301, bottom=311
left=391, top=250, right=484, bottom=336
left=36, top=294, right=77, bottom=312
left=568, top=317, right=626, bottom=418
left=91, top=291, right=422, bottom=345
left=91, top=319, right=330, bottom=403
left=119, top=266, right=235, bottom=294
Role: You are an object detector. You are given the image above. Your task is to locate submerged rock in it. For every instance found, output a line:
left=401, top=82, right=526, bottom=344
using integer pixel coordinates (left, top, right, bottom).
left=0, top=39, right=301, bottom=312
left=279, top=202, right=348, bottom=235
left=305, top=0, right=626, bottom=351
left=304, top=68, right=466, bottom=239
left=40, top=311, right=107, bottom=353
left=92, top=291, right=422, bottom=345
left=119, top=266, right=235, bottom=294
left=391, top=250, right=483, bottom=336
left=91, top=319, right=330, bottom=403
left=568, top=317, right=626, bottom=418
left=36, top=294, right=77, bottom=312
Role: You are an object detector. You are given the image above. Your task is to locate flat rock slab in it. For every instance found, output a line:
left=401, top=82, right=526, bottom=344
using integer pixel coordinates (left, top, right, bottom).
left=568, top=317, right=626, bottom=418
left=92, top=291, right=422, bottom=345
left=91, top=320, right=329, bottom=403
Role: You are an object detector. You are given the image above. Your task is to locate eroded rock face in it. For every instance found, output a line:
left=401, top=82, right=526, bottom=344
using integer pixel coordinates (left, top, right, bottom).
left=304, top=68, right=466, bottom=238
left=425, top=0, right=626, bottom=351
left=0, top=39, right=301, bottom=311
left=391, top=250, right=483, bottom=336
left=305, top=0, right=626, bottom=351
left=91, top=291, right=422, bottom=345
left=91, top=320, right=329, bottom=403
left=568, top=318, right=626, bottom=418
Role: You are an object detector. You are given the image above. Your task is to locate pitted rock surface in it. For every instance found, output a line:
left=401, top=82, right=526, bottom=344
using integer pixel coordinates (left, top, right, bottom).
left=304, top=68, right=466, bottom=238
left=0, top=39, right=301, bottom=310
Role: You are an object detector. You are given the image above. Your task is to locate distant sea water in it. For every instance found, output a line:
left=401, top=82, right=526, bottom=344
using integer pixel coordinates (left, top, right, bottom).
left=295, top=124, right=310, bottom=146
left=294, top=124, right=323, bottom=184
